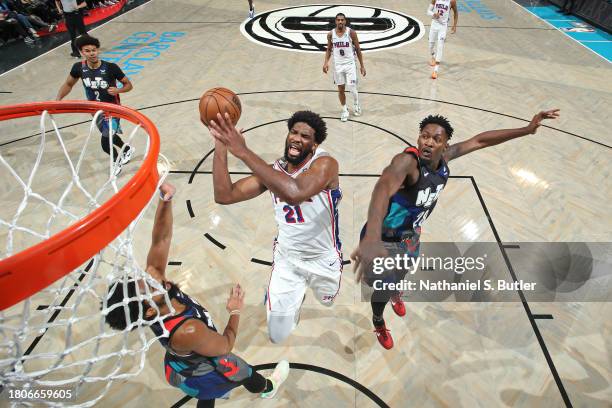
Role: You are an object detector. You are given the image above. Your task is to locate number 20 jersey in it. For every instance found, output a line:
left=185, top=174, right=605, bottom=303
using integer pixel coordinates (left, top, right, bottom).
left=271, top=147, right=342, bottom=259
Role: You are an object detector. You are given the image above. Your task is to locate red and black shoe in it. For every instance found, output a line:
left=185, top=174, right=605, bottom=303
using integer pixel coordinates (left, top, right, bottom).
left=390, top=292, right=406, bottom=317
left=373, top=321, right=394, bottom=350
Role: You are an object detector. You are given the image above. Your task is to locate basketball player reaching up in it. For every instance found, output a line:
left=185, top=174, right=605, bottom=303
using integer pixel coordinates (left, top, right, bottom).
left=209, top=111, right=343, bottom=344
left=323, top=13, right=366, bottom=122
left=104, top=182, right=290, bottom=407
left=427, top=0, right=458, bottom=79
left=352, top=109, right=559, bottom=349
left=56, top=34, right=134, bottom=175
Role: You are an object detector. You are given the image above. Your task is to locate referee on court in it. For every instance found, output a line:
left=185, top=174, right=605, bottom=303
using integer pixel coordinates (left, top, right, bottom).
left=55, top=0, right=87, bottom=58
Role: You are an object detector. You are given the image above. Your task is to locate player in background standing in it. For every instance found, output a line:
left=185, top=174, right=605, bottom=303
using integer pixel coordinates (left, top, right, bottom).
left=323, top=13, right=366, bottom=122
left=56, top=34, right=134, bottom=175
left=427, top=0, right=458, bottom=79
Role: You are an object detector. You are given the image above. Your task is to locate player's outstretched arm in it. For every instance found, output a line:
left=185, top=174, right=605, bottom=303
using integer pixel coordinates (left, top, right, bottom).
left=172, top=284, right=245, bottom=356
left=443, top=109, right=560, bottom=162
left=351, top=153, right=418, bottom=281
left=56, top=74, right=79, bottom=101
left=212, top=139, right=267, bottom=204
left=145, top=183, right=176, bottom=282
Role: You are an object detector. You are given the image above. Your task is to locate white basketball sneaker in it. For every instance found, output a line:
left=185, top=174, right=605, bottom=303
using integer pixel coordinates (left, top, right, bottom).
left=260, top=360, right=290, bottom=399
left=120, top=145, right=134, bottom=165
left=340, top=108, right=349, bottom=122
left=353, top=104, right=362, bottom=116
left=248, top=7, right=255, bottom=19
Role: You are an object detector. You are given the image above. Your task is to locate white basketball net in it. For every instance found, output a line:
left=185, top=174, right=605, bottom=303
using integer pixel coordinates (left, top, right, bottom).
left=0, top=109, right=173, bottom=407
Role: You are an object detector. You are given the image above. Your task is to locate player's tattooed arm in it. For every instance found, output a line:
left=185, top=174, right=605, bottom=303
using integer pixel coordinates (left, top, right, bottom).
left=56, top=74, right=79, bottom=100
left=145, top=183, right=176, bottom=281
left=451, top=0, right=458, bottom=33
left=351, top=30, right=366, bottom=76
left=323, top=32, right=332, bottom=73
left=443, top=109, right=560, bottom=162
left=212, top=139, right=267, bottom=205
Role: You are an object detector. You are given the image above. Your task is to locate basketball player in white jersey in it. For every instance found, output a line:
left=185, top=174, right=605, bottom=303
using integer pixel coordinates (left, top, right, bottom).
left=427, top=0, right=458, bottom=79
left=323, top=13, right=366, bottom=122
left=208, top=111, right=342, bottom=344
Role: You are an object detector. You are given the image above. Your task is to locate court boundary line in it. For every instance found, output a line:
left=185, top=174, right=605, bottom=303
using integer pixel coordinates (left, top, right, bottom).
left=508, top=0, right=610, bottom=63
left=2, top=91, right=609, bottom=149
left=469, top=175, right=572, bottom=407
left=170, top=362, right=390, bottom=408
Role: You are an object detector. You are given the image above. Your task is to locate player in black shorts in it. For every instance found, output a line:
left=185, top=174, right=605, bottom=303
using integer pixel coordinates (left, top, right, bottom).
left=56, top=34, right=134, bottom=175
left=352, top=109, right=560, bottom=349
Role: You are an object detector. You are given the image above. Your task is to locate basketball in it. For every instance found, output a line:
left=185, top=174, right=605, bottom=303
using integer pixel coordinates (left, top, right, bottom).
left=199, top=87, right=242, bottom=127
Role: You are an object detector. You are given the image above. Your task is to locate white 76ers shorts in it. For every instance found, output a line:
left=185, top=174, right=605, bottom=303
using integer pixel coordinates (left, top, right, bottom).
left=333, top=62, right=358, bottom=89
left=266, top=245, right=342, bottom=318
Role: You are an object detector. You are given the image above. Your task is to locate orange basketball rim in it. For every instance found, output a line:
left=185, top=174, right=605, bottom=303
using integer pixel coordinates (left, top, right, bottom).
left=0, top=101, right=160, bottom=311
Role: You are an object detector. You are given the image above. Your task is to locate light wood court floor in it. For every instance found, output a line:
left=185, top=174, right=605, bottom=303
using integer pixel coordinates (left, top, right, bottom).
left=0, top=0, right=610, bottom=407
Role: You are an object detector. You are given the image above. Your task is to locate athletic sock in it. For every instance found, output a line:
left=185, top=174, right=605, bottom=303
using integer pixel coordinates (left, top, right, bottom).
left=263, top=379, right=274, bottom=393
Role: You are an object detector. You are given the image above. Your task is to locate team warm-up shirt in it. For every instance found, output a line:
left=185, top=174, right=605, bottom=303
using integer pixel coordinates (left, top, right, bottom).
left=271, top=147, right=342, bottom=259
left=70, top=60, right=125, bottom=104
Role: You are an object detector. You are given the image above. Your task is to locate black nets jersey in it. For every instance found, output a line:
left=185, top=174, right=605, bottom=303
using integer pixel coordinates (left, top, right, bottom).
left=380, top=146, right=450, bottom=240
left=70, top=60, right=125, bottom=104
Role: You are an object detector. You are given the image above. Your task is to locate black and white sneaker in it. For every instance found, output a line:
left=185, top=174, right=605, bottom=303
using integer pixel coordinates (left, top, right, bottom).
left=119, top=145, right=134, bottom=165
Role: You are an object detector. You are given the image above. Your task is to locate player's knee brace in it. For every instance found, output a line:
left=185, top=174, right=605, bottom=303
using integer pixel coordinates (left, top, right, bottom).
left=267, top=315, right=294, bottom=344
left=351, top=89, right=359, bottom=105
left=436, top=38, right=445, bottom=62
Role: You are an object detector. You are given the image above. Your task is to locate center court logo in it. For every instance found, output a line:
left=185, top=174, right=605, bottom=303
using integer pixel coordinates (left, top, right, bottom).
left=240, top=4, right=424, bottom=53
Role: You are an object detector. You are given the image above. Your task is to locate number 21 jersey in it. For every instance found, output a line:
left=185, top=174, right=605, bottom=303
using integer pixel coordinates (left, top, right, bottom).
left=271, top=147, right=342, bottom=259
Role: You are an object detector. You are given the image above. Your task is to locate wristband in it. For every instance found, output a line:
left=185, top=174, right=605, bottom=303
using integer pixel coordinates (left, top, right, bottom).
left=229, top=310, right=241, bottom=316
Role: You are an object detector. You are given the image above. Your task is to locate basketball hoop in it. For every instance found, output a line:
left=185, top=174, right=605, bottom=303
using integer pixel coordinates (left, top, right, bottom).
left=0, top=101, right=160, bottom=311
left=0, top=101, right=172, bottom=407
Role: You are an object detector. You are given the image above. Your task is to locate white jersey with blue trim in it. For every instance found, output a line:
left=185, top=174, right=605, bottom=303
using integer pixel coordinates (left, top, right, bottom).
left=433, top=0, right=452, bottom=25
left=271, top=147, right=342, bottom=259
left=331, top=27, right=355, bottom=66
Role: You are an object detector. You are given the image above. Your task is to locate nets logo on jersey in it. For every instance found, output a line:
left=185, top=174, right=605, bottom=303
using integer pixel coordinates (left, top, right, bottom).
left=240, top=4, right=424, bottom=53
